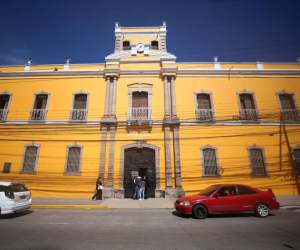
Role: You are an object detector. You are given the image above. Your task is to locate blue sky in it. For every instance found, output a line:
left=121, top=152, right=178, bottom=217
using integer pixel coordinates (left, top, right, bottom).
left=1, top=0, right=300, bottom=65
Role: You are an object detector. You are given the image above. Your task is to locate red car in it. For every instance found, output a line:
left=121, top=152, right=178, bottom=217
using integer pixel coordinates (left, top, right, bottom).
left=174, top=184, right=279, bottom=219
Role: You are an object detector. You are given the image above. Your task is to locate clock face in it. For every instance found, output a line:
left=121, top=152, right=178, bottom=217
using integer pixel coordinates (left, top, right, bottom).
left=136, top=43, right=145, bottom=52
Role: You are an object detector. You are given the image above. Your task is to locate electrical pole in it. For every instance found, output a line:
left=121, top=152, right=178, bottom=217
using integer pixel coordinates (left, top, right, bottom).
left=282, top=119, right=300, bottom=195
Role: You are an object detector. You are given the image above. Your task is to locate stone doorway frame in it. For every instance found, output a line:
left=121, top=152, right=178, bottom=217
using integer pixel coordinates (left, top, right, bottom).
left=116, top=142, right=164, bottom=198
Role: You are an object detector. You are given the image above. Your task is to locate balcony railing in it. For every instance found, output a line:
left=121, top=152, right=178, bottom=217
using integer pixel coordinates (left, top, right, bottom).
left=281, top=109, right=300, bottom=121
left=127, top=108, right=152, bottom=120
left=29, top=109, right=47, bottom=120
left=240, top=109, right=259, bottom=120
left=0, top=109, right=9, bottom=120
left=69, top=109, right=87, bottom=121
left=196, top=109, right=215, bottom=121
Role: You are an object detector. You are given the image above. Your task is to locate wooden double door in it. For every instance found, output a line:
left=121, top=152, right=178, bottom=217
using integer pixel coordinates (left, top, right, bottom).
left=124, top=148, right=156, bottom=199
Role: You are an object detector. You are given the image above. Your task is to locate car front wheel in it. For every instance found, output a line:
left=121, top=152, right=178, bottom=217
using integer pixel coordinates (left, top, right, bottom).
left=255, top=203, right=269, bottom=217
left=192, top=204, right=208, bottom=219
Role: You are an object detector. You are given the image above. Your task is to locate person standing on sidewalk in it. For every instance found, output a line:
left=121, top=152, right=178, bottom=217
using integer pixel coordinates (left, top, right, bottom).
left=133, top=176, right=141, bottom=200
left=140, top=177, right=146, bottom=200
left=92, top=177, right=103, bottom=200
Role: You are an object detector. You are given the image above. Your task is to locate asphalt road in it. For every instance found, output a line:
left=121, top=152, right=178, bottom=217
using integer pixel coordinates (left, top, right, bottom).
left=0, top=208, right=299, bottom=250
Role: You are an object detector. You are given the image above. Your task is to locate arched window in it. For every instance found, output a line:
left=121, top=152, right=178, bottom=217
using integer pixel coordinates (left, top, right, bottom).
left=0, top=93, right=12, bottom=120
left=123, top=41, right=131, bottom=50
left=0, top=95, right=10, bottom=110
left=276, top=91, right=299, bottom=121
left=64, top=143, right=83, bottom=175
left=20, top=142, right=41, bottom=174
left=279, top=94, right=296, bottom=110
left=29, top=91, right=50, bottom=121
left=151, top=41, right=159, bottom=50
left=237, top=91, right=259, bottom=120
left=127, top=83, right=153, bottom=125
left=247, top=145, right=269, bottom=178
left=292, top=145, right=300, bottom=177
left=194, top=91, right=215, bottom=121
left=200, top=145, right=220, bottom=177
left=70, top=92, right=89, bottom=121
left=131, top=92, right=149, bottom=119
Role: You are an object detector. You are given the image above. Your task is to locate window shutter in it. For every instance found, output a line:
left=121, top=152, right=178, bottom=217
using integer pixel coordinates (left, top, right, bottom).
left=197, top=95, right=211, bottom=109
left=240, top=94, right=254, bottom=109
left=280, top=95, right=295, bottom=109
left=250, top=149, right=266, bottom=176
left=74, top=95, right=87, bottom=109
left=132, top=93, right=148, bottom=108
left=67, top=147, right=80, bottom=173
left=293, top=149, right=300, bottom=176
left=41, top=96, right=48, bottom=109
left=35, top=95, right=48, bottom=109
left=23, top=146, right=38, bottom=172
left=0, top=95, right=10, bottom=109
left=203, top=149, right=217, bottom=176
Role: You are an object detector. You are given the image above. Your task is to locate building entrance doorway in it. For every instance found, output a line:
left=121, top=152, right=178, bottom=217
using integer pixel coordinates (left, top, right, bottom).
left=124, top=147, right=156, bottom=198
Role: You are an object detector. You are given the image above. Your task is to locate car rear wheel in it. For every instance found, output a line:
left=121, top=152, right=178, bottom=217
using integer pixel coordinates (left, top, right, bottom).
left=192, top=204, right=208, bottom=219
left=255, top=203, right=269, bottom=217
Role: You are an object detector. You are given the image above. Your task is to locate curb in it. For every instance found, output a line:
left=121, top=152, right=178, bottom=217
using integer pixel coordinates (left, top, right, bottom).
left=31, top=205, right=111, bottom=209
left=31, top=205, right=174, bottom=209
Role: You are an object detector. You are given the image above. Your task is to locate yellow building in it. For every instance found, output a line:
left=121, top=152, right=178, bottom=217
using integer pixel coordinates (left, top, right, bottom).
left=0, top=22, right=300, bottom=198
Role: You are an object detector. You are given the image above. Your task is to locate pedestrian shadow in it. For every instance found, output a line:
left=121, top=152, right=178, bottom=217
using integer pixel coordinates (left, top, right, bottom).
left=0, top=210, right=33, bottom=220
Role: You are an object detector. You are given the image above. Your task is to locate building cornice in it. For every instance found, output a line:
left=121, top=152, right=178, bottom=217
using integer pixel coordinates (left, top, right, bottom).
left=1, top=69, right=300, bottom=77
left=1, top=120, right=299, bottom=126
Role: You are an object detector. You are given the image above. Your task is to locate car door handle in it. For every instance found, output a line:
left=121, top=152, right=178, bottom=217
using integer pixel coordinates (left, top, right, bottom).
left=233, top=197, right=237, bottom=200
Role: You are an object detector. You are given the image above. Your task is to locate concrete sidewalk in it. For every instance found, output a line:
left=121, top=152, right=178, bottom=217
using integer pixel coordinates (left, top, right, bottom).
left=32, top=198, right=175, bottom=209
left=31, top=195, right=300, bottom=209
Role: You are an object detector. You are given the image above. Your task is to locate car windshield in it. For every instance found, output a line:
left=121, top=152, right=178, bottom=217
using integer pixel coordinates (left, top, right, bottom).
left=198, top=185, right=219, bottom=196
left=10, top=184, right=28, bottom=192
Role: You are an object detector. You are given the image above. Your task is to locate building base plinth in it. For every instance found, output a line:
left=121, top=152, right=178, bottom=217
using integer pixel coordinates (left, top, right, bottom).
left=115, top=188, right=125, bottom=199
left=155, top=189, right=165, bottom=198
left=103, top=187, right=115, bottom=198
left=164, top=187, right=185, bottom=198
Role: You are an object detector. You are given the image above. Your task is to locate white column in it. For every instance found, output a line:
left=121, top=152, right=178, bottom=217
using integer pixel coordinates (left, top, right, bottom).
left=164, top=77, right=171, bottom=117
left=171, top=76, right=177, bottom=116
left=112, top=77, right=117, bottom=116
left=99, top=126, right=108, bottom=182
left=104, top=77, right=111, bottom=117
left=173, top=126, right=182, bottom=188
left=164, top=125, right=172, bottom=188
left=109, top=77, right=114, bottom=116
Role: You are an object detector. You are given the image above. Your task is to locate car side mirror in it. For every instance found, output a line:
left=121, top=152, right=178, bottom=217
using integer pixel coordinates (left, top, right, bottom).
left=213, top=193, right=219, bottom=198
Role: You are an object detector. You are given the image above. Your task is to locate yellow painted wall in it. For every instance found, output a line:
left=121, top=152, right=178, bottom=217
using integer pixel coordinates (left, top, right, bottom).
left=121, top=36, right=161, bottom=44
left=221, top=64, right=257, bottom=69
left=120, top=63, right=161, bottom=70
left=121, top=28, right=160, bottom=32
left=1, top=66, right=25, bottom=71
left=0, top=77, right=106, bottom=121
left=0, top=60, right=299, bottom=197
left=30, top=65, right=64, bottom=71
left=178, top=125, right=300, bottom=196
left=69, top=64, right=105, bottom=70
left=176, top=77, right=300, bottom=122
left=263, top=64, right=299, bottom=69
